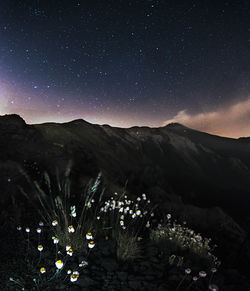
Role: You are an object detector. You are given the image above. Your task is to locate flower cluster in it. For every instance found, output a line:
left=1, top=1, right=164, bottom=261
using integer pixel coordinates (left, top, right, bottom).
left=150, top=218, right=219, bottom=267
left=12, top=219, right=94, bottom=288
left=98, top=193, right=153, bottom=232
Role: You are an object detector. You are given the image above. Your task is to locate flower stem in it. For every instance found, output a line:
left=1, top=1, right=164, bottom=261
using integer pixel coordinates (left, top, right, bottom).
left=25, top=233, right=30, bottom=259
left=209, top=273, right=214, bottom=285
left=38, top=251, right=42, bottom=265
left=186, top=281, right=194, bottom=290
left=176, top=274, right=186, bottom=291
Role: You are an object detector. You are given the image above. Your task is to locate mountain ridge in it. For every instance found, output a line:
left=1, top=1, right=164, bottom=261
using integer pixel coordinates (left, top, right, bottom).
left=2, top=114, right=248, bottom=139
left=0, top=114, right=250, bottom=222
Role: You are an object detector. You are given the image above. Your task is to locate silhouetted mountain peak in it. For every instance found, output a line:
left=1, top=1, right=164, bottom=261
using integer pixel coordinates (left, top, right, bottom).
left=238, top=137, right=250, bottom=142
left=0, top=114, right=26, bottom=126
left=165, top=122, right=186, bottom=128
left=65, top=118, right=90, bottom=124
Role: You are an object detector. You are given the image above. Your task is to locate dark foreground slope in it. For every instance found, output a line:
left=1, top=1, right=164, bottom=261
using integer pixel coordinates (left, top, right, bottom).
left=1, top=114, right=250, bottom=289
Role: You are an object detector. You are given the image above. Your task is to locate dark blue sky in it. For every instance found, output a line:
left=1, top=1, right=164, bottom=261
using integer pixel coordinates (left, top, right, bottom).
left=0, top=0, right=250, bottom=137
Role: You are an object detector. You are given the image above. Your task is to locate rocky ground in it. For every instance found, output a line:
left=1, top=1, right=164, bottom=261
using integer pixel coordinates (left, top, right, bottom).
left=1, top=218, right=250, bottom=291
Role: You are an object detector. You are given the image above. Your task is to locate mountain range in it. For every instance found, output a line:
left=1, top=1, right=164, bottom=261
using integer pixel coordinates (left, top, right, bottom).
left=0, top=114, right=250, bottom=251
left=1, top=114, right=250, bottom=218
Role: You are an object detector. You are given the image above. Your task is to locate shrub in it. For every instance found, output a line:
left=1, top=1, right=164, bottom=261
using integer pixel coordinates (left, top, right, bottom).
left=150, top=215, right=220, bottom=270
left=116, top=230, right=142, bottom=261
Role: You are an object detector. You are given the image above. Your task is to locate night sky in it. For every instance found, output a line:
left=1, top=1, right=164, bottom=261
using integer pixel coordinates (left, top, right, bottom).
left=0, top=0, right=250, bottom=137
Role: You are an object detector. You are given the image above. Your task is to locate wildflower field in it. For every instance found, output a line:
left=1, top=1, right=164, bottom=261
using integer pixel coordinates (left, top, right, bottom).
left=1, top=165, right=222, bottom=290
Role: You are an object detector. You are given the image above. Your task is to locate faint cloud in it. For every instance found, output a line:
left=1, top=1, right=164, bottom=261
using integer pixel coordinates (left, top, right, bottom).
left=163, top=98, right=250, bottom=138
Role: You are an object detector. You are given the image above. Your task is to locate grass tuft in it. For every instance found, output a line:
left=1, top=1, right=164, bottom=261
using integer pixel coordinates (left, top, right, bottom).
left=116, top=230, right=142, bottom=261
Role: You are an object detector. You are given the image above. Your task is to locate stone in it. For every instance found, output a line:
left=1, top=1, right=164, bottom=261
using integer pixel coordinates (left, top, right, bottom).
left=100, top=258, right=118, bottom=272
left=157, top=284, right=169, bottom=291
left=128, top=280, right=143, bottom=290
left=117, top=271, right=128, bottom=281
left=77, top=276, right=97, bottom=288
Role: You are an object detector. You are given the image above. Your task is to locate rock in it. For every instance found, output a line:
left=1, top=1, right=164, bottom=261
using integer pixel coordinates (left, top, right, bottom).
left=100, top=258, right=118, bottom=272
left=117, top=271, right=128, bottom=281
left=128, top=280, right=143, bottom=290
left=77, top=276, right=97, bottom=288
left=68, top=285, right=81, bottom=291
left=55, top=283, right=67, bottom=289
left=144, top=275, right=155, bottom=281
left=97, top=239, right=116, bottom=256
left=146, top=246, right=159, bottom=257
left=157, top=284, right=169, bottom=291
left=150, top=257, right=160, bottom=264
left=139, top=260, right=151, bottom=269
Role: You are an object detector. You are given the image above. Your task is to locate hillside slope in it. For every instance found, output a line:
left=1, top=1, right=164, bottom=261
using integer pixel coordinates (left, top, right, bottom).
left=1, top=114, right=250, bottom=221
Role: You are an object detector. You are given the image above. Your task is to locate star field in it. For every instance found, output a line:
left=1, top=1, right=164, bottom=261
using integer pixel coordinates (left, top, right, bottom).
left=0, top=0, right=250, bottom=137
